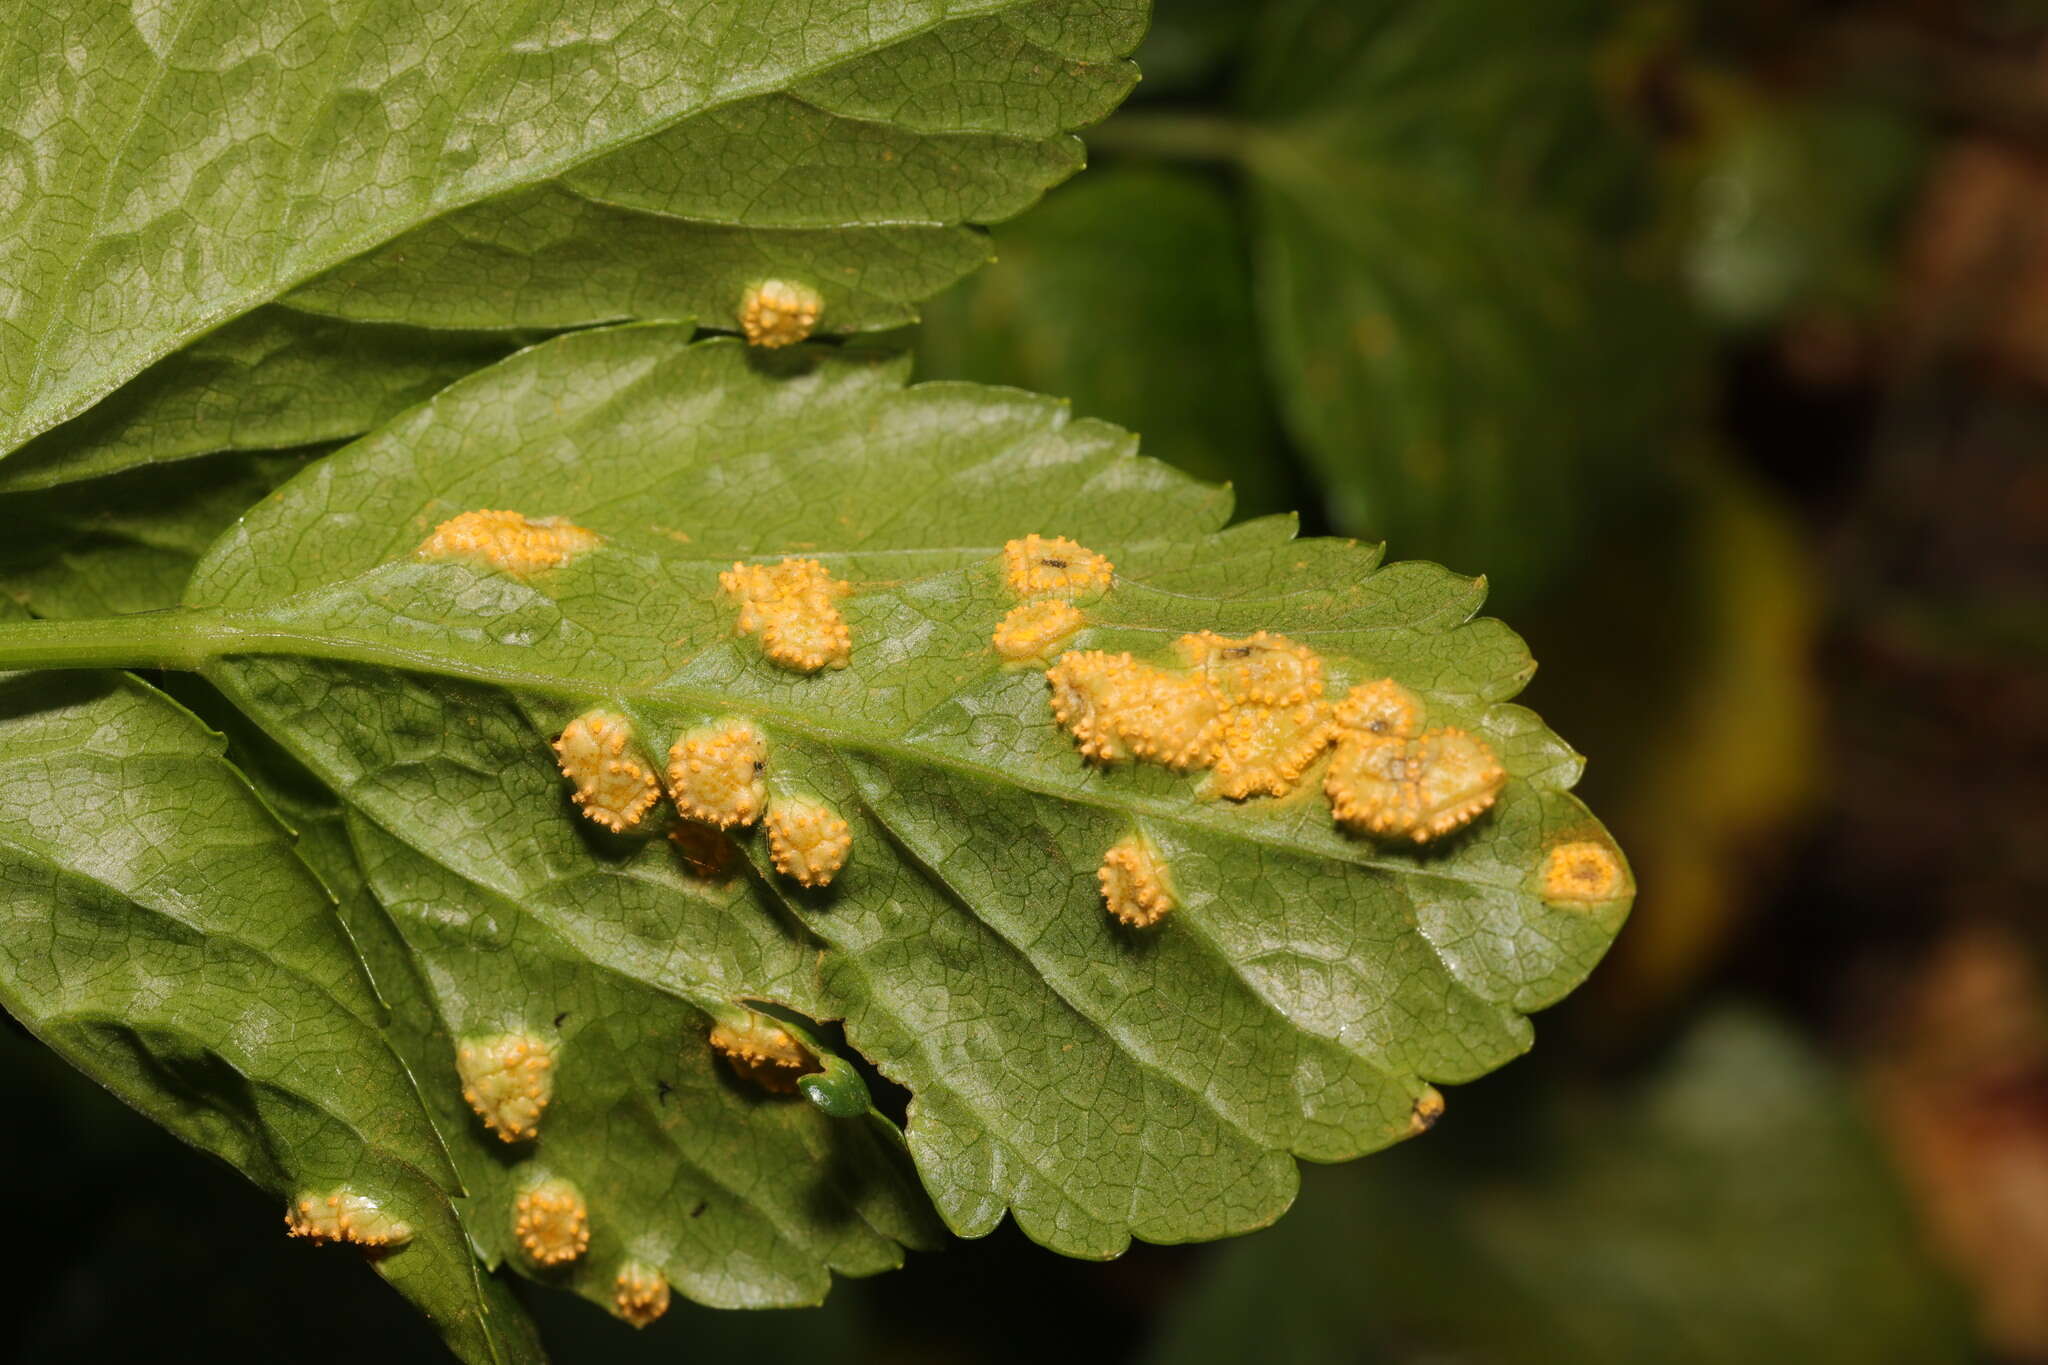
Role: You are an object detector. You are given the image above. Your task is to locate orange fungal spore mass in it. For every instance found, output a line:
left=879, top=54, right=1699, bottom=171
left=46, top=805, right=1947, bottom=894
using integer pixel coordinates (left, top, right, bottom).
left=1540, top=840, right=1627, bottom=902
left=455, top=1033, right=555, bottom=1142
left=709, top=1014, right=819, bottom=1093
left=417, top=509, right=599, bottom=574
left=514, top=1177, right=590, bottom=1268
left=552, top=709, right=662, bottom=833
left=666, top=720, right=768, bottom=828
left=614, top=1261, right=672, bottom=1327
left=1177, top=631, right=1324, bottom=707
left=739, top=279, right=823, bottom=347
left=720, top=557, right=853, bottom=673
left=993, top=599, right=1085, bottom=661
left=1333, top=678, right=1424, bottom=739
left=765, top=796, right=852, bottom=888
left=1002, top=535, right=1114, bottom=599
left=1099, top=836, right=1175, bottom=928
left=1324, top=726, right=1507, bottom=842
left=284, top=1189, right=413, bottom=1248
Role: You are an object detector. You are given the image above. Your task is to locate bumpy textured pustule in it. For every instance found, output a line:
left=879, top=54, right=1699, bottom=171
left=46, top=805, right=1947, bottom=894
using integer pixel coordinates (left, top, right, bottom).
left=739, top=279, right=823, bottom=347
left=1333, top=678, right=1424, bottom=740
left=1002, top=534, right=1115, bottom=600
left=1325, top=726, right=1507, bottom=842
left=1099, top=836, right=1175, bottom=928
left=719, top=557, right=853, bottom=672
left=513, top=1177, right=590, bottom=1267
left=993, top=599, right=1085, bottom=661
left=284, top=1189, right=413, bottom=1248
left=710, top=1013, right=819, bottom=1094
left=765, top=797, right=852, bottom=888
left=613, top=1261, right=672, bottom=1328
left=666, top=720, right=768, bottom=828
left=1209, top=701, right=1336, bottom=800
left=1177, top=631, right=1324, bottom=707
left=552, top=709, right=662, bottom=833
left=1046, top=650, right=1219, bottom=765
left=1541, top=840, right=1627, bottom=903
left=416, top=509, right=600, bottom=574
left=455, top=1033, right=554, bottom=1142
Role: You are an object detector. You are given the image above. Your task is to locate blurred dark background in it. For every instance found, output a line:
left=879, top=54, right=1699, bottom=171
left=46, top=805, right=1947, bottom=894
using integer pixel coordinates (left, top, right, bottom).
left=6, top=0, right=2045, bottom=1360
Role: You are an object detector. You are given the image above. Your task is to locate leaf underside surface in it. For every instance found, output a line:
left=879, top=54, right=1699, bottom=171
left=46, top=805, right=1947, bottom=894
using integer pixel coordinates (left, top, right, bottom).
left=129, top=323, right=1639, bottom=1266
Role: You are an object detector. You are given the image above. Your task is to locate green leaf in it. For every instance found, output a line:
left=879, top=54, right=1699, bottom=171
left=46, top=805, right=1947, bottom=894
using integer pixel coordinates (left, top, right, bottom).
left=0, top=660, right=543, bottom=1364
left=0, top=310, right=515, bottom=493
left=1, top=0, right=1144, bottom=456
left=0, top=323, right=1628, bottom=1264
left=1235, top=0, right=1698, bottom=598
left=192, top=679, right=941, bottom=1316
left=1145, top=1010, right=1972, bottom=1365
left=0, top=449, right=312, bottom=619
left=916, top=166, right=1295, bottom=518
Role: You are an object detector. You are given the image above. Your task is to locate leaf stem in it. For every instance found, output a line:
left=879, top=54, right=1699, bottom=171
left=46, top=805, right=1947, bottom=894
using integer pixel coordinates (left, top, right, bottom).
left=0, top=610, right=224, bottom=673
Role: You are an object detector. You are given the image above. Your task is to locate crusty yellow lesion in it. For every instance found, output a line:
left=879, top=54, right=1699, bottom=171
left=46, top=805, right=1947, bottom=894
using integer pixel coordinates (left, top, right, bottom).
left=552, top=709, right=663, bottom=833
left=1001, top=534, right=1114, bottom=600
left=709, top=1012, right=819, bottom=1093
left=764, top=795, right=852, bottom=888
left=455, top=1032, right=555, bottom=1142
left=1540, top=840, right=1627, bottom=903
left=417, top=509, right=600, bottom=574
left=1043, top=628, right=1508, bottom=841
left=613, top=1261, right=672, bottom=1328
left=1208, top=700, right=1336, bottom=800
left=666, top=720, right=768, bottom=829
left=1324, top=725, right=1507, bottom=842
left=1176, top=630, right=1325, bottom=707
left=720, top=556, right=853, bottom=673
left=1333, top=678, right=1424, bottom=739
left=739, top=279, right=823, bottom=348
left=1099, top=835, right=1175, bottom=928
left=513, top=1176, right=590, bottom=1268
left=284, top=1189, right=413, bottom=1248
left=993, top=598, right=1085, bottom=661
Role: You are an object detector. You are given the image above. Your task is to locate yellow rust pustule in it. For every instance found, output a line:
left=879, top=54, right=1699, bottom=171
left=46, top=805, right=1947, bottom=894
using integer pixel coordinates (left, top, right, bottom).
left=720, top=557, right=853, bottom=673
left=455, top=1033, right=554, bottom=1143
left=613, top=1261, right=672, bottom=1328
left=1208, top=700, right=1336, bottom=801
left=1099, top=836, right=1175, bottom=928
left=1541, top=840, right=1626, bottom=903
left=993, top=599, right=1085, bottom=661
left=1045, top=651, right=1222, bottom=769
left=739, top=279, right=823, bottom=347
left=417, top=509, right=600, bottom=574
left=765, top=796, right=852, bottom=888
left=1325, top=726, right=1507, bottom=842
left=1002, top=534, right=1114, bottom=600
left=1334, top=678, right=1424, bottom=740
left=284, top=1189, right=413, bottom=1248
left=513, top=1176, right=590, bottom=1268
left=710, top=1013, right=819, bottom=1093
left=1177, top=631, right=1324, bottom=707
left=552, top=709, right=662, bottom=833
left=666, top=720, right=768, bottom=829
left=1408, top=1088, right=1446, bottom=1134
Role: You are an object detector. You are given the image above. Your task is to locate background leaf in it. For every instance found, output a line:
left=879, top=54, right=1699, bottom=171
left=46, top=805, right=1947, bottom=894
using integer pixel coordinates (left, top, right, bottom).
left=915, top=166, right=1296, bottom=518
left=0, top=656, right=543, bottom=1363
left=1234, top=0, right=1699, bottom=599
left=1144, top=1009, right=1971, bottom=1365
left=1, top=0, right=1144, bottom=456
